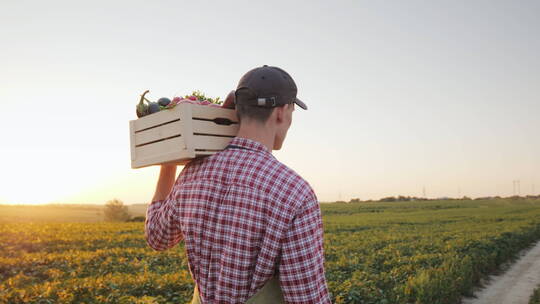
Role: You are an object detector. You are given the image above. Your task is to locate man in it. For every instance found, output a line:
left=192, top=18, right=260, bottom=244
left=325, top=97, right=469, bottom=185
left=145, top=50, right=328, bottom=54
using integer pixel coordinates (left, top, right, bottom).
left=145, top=65, right=332, bottom=303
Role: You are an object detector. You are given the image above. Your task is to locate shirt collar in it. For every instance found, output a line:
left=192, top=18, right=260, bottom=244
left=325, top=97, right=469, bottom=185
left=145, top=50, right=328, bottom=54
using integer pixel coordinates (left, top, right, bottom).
left=228, top=136, right=272, bottom=154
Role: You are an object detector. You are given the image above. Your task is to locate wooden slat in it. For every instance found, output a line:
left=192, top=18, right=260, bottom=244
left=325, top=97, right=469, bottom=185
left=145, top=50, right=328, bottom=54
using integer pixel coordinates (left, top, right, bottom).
left=180, top=105, right=194, bottom=151
left=132, top=149, right=191, bottom=168
left=134, top=120, right=182, bottom=146
left=192, top=119, right=239, bottom=136
left=131, top=107, right=182, bottom=132
left=192, top=135, right=234, bottom=150
left=129, top=121, right=136, bottom=161
left=134, top=137, right=186, bottom=165
left=189, top=103, right=238, bottom=121
left=195, top=151, right=219, bottom=156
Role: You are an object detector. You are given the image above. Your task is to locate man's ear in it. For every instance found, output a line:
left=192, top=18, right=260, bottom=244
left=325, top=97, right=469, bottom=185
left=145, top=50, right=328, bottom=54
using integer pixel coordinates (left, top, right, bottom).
left=274, top=105, right=285, bottom=123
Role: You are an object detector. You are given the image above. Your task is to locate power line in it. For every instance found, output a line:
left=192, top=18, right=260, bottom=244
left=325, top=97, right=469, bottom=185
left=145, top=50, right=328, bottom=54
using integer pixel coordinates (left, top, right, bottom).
left=513, top=180, right=521, bottom=196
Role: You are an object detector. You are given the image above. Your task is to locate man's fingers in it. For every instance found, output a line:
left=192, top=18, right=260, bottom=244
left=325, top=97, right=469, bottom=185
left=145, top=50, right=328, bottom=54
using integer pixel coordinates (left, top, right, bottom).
left=222, top=90, right=236, bottom=109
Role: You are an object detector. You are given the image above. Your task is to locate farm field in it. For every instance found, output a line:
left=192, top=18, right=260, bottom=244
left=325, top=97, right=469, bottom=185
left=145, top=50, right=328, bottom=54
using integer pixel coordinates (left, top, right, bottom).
left=2, top=198, right=540, bottom=303
left=0, top=204, right=147, bottom=223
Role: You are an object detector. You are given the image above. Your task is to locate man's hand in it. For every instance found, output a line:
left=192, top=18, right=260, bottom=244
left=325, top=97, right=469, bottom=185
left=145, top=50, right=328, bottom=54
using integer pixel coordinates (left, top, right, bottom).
left=222, top=90, right=235, bottom=109
left=151, top=164, right=177, bottom=202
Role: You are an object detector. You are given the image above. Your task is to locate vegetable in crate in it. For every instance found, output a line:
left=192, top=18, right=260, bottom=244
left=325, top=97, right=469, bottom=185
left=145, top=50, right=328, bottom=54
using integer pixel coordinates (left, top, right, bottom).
left=148, top=102, right=161, bottom=114
left=136, top=90, right=227, bottom=118
left=136, top=90, right=150, bottom=118
left=185, top=90, right=222, bottom=105
left=163, top=91, right=224, bottom=110
left=158, top=97, right=171, bottom=107
left=136, top=91, right=170, bottom=117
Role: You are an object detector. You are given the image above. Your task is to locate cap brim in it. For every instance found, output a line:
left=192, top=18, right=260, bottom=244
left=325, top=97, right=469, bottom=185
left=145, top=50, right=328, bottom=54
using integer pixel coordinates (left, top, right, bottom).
left=294, top=98, right=308, bottom=110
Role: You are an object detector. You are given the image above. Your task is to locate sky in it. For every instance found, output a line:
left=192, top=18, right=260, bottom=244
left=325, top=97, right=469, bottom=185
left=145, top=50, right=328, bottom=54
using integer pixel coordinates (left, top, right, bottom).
left=0, top=0, right=539, bottom=205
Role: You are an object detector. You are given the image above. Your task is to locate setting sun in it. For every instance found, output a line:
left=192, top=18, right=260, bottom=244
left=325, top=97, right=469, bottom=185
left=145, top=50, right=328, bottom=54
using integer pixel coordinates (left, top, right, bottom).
left=1, top=147, right=127, bottom=205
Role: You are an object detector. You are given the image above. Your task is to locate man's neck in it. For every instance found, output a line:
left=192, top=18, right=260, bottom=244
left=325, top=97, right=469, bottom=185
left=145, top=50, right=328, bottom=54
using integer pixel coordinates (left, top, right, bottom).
left=235, top=122, right=275, bottom=153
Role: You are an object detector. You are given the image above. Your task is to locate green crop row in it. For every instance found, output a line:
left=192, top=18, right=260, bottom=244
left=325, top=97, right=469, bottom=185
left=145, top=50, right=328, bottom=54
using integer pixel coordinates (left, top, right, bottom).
left=1, top=198, right=540, bottom=303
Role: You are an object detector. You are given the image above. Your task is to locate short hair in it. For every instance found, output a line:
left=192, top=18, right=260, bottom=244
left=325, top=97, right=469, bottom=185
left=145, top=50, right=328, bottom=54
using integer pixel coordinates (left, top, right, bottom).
left=235, top=88, right=280, bottom=124
left=236, top=104, right=277, bottom=124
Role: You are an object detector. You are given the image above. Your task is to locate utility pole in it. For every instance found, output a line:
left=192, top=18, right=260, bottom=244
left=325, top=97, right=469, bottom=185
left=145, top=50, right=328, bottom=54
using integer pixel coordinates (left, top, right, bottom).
left=422, top=186, right=426, bottom=198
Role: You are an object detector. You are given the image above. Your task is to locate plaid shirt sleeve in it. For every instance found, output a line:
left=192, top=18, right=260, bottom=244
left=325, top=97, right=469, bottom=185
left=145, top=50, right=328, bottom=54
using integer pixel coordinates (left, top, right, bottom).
left=144, top=194, right=184, bottom=251
left=278, top=196, right=332, bottom=303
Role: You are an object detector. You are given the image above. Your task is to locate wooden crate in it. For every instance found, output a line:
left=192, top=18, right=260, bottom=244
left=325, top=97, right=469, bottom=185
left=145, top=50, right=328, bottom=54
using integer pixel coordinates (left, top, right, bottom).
left=129, top=102, right=239, bottom=169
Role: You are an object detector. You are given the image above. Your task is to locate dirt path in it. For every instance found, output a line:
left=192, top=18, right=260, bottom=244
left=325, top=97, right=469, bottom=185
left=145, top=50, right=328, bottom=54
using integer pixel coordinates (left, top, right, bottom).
left=461, top=240, right=540, bottom=304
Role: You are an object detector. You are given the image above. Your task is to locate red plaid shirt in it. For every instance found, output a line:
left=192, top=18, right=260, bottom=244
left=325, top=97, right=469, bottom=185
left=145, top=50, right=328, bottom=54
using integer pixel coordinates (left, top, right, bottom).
left=145, top=136, right=331, bottom=303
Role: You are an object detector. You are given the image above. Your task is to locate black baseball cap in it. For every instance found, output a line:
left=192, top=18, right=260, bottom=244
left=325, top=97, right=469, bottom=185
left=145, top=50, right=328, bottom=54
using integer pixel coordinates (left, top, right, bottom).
left=235, top=65, right=308, bottom=110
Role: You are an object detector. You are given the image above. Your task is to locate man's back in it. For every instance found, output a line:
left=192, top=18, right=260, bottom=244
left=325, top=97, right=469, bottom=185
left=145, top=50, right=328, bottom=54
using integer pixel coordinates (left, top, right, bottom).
left=145, top=136, right=331, bottom=303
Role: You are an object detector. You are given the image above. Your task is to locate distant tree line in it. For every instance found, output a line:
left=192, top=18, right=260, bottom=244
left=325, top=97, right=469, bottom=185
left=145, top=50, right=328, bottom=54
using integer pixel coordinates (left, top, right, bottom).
left=341, top=194, right=540, bottom=204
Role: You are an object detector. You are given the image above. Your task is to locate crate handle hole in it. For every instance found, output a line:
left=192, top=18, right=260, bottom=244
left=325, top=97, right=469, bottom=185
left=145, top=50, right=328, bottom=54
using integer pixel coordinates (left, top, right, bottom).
left=213, top=117, right=236, bottom=126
